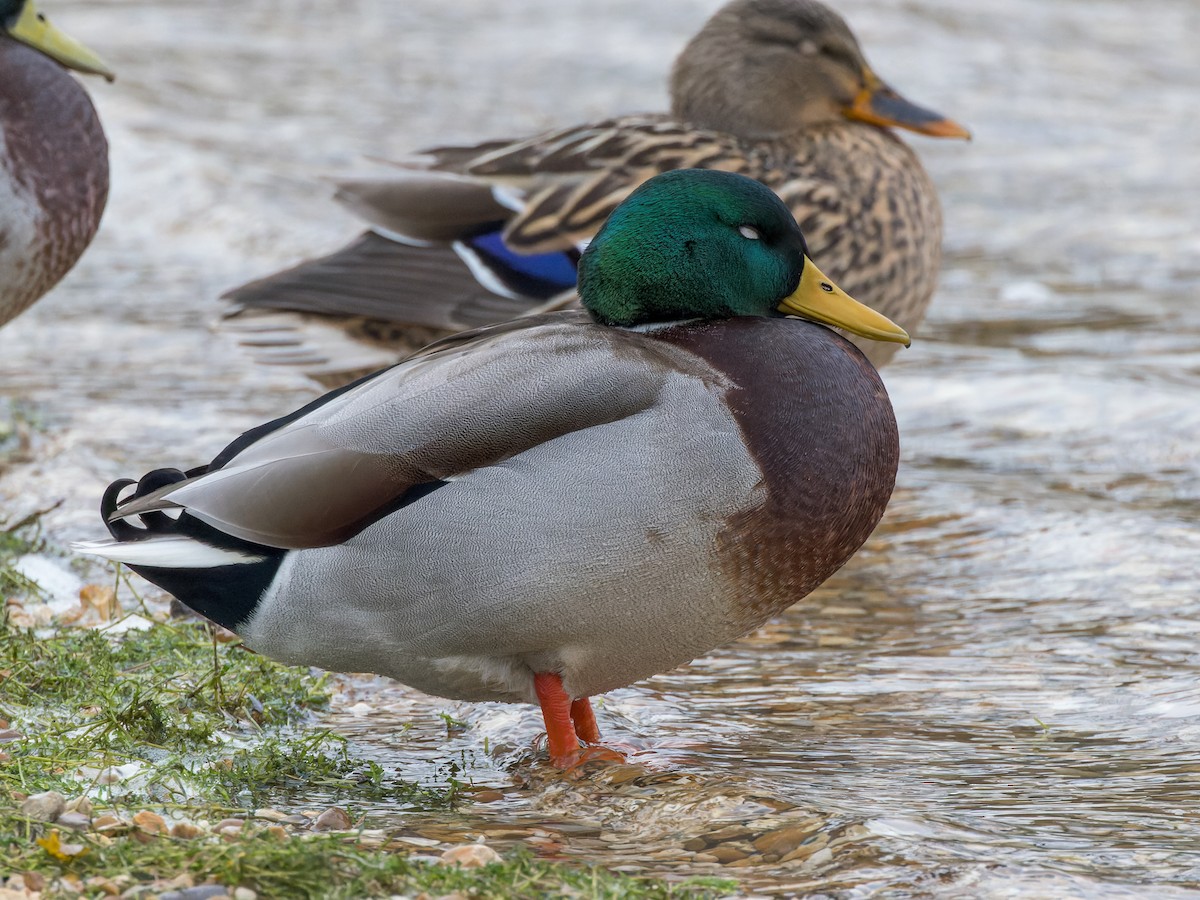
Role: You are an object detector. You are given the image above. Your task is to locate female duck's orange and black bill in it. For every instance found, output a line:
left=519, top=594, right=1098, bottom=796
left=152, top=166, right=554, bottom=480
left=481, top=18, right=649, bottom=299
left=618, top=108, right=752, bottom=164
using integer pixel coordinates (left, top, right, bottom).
left=845, top=68, right=969, bottom=140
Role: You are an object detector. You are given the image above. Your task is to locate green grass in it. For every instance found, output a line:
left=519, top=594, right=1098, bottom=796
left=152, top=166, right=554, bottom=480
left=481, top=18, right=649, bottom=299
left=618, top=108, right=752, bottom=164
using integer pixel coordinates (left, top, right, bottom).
left=0, top=825, right=735, bottom=899
left=0, top=619, right=452, bottom=810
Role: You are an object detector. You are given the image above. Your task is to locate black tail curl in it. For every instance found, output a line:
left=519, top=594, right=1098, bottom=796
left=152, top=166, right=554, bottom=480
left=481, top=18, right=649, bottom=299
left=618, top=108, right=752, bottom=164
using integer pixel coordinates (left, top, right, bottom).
left=100, top=466, right=274, bottom=557
left=101, top=468, right=192, bottom=540
left=98, top=467, right=286, bottom=632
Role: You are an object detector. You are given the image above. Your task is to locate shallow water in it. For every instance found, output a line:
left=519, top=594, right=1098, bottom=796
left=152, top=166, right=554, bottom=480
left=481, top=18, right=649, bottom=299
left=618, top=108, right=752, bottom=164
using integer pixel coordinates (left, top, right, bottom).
left=2, top=0, right=1198, bottom=895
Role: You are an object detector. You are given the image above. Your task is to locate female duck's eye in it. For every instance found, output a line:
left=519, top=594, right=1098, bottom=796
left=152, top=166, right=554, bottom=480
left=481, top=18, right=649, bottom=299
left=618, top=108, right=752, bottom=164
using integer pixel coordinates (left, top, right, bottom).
left=738, top=225, right=761, bottom=241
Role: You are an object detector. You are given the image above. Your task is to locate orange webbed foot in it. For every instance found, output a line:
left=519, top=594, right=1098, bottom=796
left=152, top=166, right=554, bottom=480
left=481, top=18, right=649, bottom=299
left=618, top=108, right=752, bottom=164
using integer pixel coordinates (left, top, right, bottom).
left=534, top=673, right=626, bottom=770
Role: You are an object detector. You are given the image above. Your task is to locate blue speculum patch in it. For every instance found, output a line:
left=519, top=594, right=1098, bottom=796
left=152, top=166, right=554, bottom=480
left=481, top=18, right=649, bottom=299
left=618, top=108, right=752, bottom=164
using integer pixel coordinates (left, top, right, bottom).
left=468, top=229, right=578, bottom=292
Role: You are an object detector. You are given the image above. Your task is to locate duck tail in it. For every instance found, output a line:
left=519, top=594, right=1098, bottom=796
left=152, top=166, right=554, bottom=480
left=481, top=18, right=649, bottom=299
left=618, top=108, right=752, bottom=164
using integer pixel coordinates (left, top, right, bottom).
left=72, top=470, right=285, bottom=631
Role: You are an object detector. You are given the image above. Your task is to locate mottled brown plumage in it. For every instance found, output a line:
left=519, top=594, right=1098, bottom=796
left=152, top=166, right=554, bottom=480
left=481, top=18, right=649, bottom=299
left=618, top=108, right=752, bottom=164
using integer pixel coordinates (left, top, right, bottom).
left=223, top=0, right=966, bottom=384
left=0, top=6, right=110, bottom=328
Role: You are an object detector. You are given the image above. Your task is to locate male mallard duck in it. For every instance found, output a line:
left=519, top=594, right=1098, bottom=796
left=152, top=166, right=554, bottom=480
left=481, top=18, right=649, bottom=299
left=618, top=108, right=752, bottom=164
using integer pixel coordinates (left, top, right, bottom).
left=0, top=0, right=112, bottom=328
left=224, top=0, right=965, bottom=384
left=78, top=170, right=907, bottom=767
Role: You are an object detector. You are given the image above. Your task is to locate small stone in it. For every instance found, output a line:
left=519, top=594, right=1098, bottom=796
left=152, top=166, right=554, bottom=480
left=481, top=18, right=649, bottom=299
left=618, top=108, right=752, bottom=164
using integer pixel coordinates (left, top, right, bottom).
left=85, top=876, right=122, bottom=896
left=132, top=810, right=168, bottom=834
left=598, top=765, right=644, bottom=786
left=20, top=790, right=65, bottom=822
left=311, top=807, right=352, bottom=832
left=709, top=845, right=749, bottom=864
left=213, top=818, right=246, bottom=833
left=171, top=822, right=204, bottom=840
left=682, top=837, right=707, bottom=852
left=66, top=796, right=93, bottom=816
left=93, top=815, right=131, bottom=834
left=0, top=729, right=23, bottom=743
left=157, top=887, right=232, bottom=900
left=800, top=847, right=834, bottom=869
left=691, top=852, right=720, bottom=863
left=439, top=843, right=501, bottom=868
left=723, top=855, right=762, bottom=868
left=752, top=823, right=818, bottom=858
left=280, top=815, right=310, bottom=826
left=56, top=811, right=92, bottom=831
left=778, top=831, right=829, bottom=864
left=264, top=825, right=288, bottom=841
left=253, top=808, right=287, bottom=822
left=233, top=889, right=257, bottom=900
left=471, top=789, right=504, bottom=803
left=79, top=584, right=120, bottom=620
left=22, top=872, right=46, bottom=891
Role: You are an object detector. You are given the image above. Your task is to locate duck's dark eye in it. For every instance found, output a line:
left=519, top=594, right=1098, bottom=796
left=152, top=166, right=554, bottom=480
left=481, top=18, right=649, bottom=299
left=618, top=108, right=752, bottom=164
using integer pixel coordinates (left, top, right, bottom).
left=822, top=44, right=860, bottom=72
left=738, top=225, right=762, bottom=241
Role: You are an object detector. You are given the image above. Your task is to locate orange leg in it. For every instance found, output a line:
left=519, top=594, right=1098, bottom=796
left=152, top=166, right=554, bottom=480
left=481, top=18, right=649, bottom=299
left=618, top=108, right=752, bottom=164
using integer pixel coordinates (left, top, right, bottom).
left=570, top=697, right=601, bottom=743
left=533, top=672, right=581, bottom=767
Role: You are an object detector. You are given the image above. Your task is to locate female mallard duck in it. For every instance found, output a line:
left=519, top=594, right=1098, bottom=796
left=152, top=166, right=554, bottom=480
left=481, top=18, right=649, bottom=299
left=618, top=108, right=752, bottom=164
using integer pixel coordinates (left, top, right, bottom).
left=0, top=0, right=112, bottom=328
left=224, top=0, right=965, bottom=384
left=78, top=170, right=908, bottom=767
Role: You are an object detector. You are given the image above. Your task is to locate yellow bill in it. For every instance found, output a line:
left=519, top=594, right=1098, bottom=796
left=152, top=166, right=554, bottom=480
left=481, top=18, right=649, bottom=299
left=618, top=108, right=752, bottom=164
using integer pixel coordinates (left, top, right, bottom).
left=778, top=256, right=911, bottom=346
left=7, top=0, right=115, bottom=81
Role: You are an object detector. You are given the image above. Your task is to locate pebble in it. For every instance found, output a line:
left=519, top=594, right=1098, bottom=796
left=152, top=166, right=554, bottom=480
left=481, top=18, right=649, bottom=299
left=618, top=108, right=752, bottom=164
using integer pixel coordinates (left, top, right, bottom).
left=171, top=823, right=204, bottom=840
left=132, top=810, right=168, bottom=834
left=213, top=818, right=246, bottom=833
left=311, top=807, right=352, bottom=832
left=438, top=844, right=502, bottom=868
left=93, top=815, right=131, bottom=834
left=752, top=823, right=819, bottom=858
left=801, top=847, right=834, bottom=869
left=723, top=855, right=763, bottom=869
left=0, top=729, right=23, bottom=743
left=57, top=811, right=92, bottom=831
left=157, top=887, right=233, bottom=900
left=778, top=832, right=829, bottom=864
left=84, top=876, right=122, bottom=896
left=709, top=845, right=750, bottom=864
left=253, top=808, right=288, bottom=822
left=65, top=796, right=93, bottom=816
left=19, top=790, right=65, bottom=823
left=471, top=789, right=504, bottom=803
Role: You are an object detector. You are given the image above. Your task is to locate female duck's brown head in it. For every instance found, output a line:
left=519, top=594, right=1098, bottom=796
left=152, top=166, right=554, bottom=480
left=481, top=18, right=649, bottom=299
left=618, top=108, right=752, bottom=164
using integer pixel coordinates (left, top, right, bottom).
left=670, top=0, right=969, bottom=141
left=0, top=0, right=113, bottom=327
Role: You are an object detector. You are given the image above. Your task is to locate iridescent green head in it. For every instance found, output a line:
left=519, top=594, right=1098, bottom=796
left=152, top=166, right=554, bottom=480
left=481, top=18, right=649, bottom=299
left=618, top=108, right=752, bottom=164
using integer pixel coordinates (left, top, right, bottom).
left=578, top=169, right=909, bottom=345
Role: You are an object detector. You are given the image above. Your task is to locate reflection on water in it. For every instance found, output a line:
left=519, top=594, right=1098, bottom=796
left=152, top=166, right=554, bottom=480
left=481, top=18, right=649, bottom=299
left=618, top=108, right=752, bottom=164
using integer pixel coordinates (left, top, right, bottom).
left=2, top=0, right=1198, bottom=895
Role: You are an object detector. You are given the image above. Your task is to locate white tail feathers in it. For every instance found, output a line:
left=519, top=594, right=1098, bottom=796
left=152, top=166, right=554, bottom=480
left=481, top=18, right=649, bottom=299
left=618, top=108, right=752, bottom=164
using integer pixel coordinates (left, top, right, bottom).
left=72, top=535, right=267, bottom=569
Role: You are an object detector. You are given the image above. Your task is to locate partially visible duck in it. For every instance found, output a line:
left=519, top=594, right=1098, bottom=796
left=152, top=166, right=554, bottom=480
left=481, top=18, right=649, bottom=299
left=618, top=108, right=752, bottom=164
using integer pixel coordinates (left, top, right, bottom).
left=0, top=0, right=112, bottom=328
left=77, top=169, right=907, bottom=767
left=224, top=0, right=966, bottom=385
